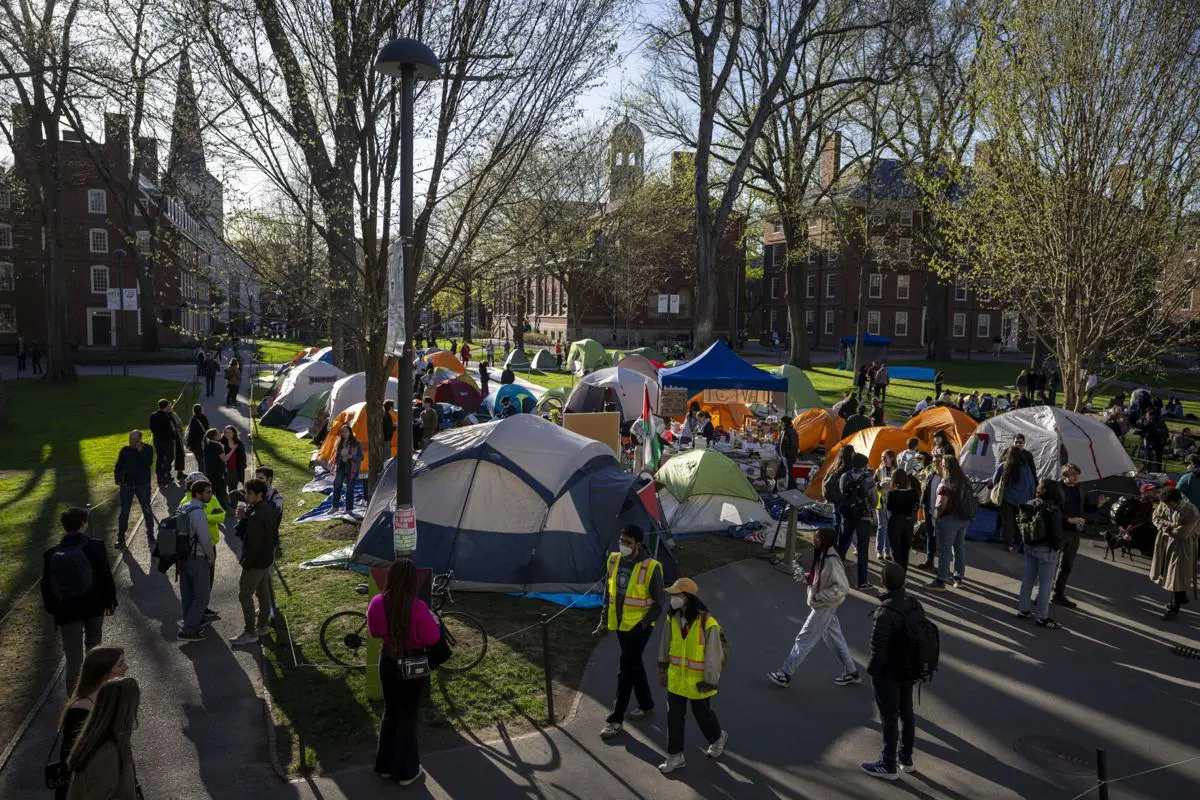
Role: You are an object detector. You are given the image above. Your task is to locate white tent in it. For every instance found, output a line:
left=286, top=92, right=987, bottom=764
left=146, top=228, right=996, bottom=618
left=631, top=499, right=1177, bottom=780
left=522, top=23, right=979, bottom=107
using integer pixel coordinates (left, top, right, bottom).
left=327, top=372, right=401, bottom=420
left=959, top=406, right=1136, bottom=484
left=564, top=366, right=660, bottom=424
left=658, top=493, right=772, bottom=534
left=614, top=353, right=659, bottom=381
left=272, top=360, right=345, bottom=411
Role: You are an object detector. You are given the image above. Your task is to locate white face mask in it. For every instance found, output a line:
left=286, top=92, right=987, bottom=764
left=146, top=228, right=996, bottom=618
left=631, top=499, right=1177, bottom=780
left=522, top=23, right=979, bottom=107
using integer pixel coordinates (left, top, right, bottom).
left=618, top=544, right=633, bottom=558
left=669, top=595, right=686, bottom=610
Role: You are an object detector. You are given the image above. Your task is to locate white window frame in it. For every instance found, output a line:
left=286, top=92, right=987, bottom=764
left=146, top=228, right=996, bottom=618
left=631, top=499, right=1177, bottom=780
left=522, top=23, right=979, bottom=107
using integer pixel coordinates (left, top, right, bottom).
left=824, top=309, right=835, bottom=335
left=867, top=310, right=881, bottom=336
left=976, top=313, right=991, bottom=338
left=869, top=272, right=882, bottom=299
left=0, top=262, right=12, bottom=291
left=870, top=210, right=887, bottom=225
left=896, top=274, right=910, bottom=300
left=0, top=305, right=15, bottom=333
left=0, top=224, right=12, bottom=249
left=954, top=282, right=968, bottom=302
left=808, top=250, right=818, bottom=266
left=806, top=274, right=817, bottom=299
left=898, top=238, right=912, bottom=263
left=899, top=209, right=913, bottom=226
left=952, top=312, right=967, bottom=337
left=136, top=230, right=150, bottom=251
left=86, top=308, right=115, bottom=346
left=828, top=250, right=840, bottom=264
left=825, top=273, right=837, bottom=298
left=895, top=310, right=908, bottom=337
left=87, top=189, right=107, bottom=214
left=0, top=185, right=10, bottom=210
left=769, top=309, right=779, bottom=332
left=1183, top=291, right=1194, bottom=312
left=770, top=277, right=780, bottom=300
left=89, top=228, right=108, bottom=254
left=90, top=265, right=110, bottom=295
left=805, top=309, right=815, bottom=331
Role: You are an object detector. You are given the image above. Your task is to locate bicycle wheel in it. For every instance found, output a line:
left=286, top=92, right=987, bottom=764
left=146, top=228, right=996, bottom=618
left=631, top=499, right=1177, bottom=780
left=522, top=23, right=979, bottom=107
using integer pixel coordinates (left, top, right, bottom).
left=437, top=610, right=488, bottom=672
left=320, top=610, right=369, bottom=669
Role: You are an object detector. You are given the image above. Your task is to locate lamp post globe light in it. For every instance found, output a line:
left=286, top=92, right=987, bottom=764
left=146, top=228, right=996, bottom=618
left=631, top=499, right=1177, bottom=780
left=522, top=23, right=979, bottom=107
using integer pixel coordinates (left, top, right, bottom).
left=375, top=38, right=441, bottom=558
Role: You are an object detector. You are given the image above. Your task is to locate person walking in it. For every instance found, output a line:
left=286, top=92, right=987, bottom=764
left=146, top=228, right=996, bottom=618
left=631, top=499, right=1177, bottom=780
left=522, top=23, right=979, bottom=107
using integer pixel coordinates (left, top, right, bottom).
left=1015, top=480, right=1065, bottom=629
left=113, top=430, right=155, bottom=550
left=1149, top=487, right=1198, bottom=621
left=886, top=469, right=919, bottom=572
left=873, top=363, right=890, bottom=400
left=837, top=453, right=877, bottom=590
left=419, top=397, right=439, bottom=450
left=554, top=340, right=563, bottom=369
left=595, top=525, right=665, bottom=741
left=855, top=364, right=869, bottom=400
left=224, top=357, right=242, bottom=408
left=449, top=338, right=457, bottom=356
left=485, top=339, right=495, bottom=367
left=230, top=479, right=280, bottom=645
left=41, top=508, right=118, bottom=692
left=64, top=677, right=141, bottom=800
left=382, top=400, right=396, bottom=448
left=656, top=577, right=727, bottom=774
left=779, top=415, right=799, bottom=490
left=767, top=527, right=860, bottom=689
left=186, top=404, right=209, bottom=470
left=330, top=423, right=364, bottom=515
left=927, top=454, right=974, bottom=590
left=30, top=340, right=42, bottom=374
left=460, top=341, right=471, bottom=365
left=991, top=435, right=1037, bottom=551
left=1135, top=409, right=1170, bottom=473
left=222, top=425, right=247, bottom=493
left=366, top=558, right=443, bottom=785
left=875, top=451, right=897, bottom=561
left=1053, top=464, right=1086, bottom=609
left=202, top=352, right=218, bottom=398
left=933, top=370, right=944, bottom=401
left=860, top=563, right=922, bottom=781
left=53, top=647, right=126, bottom=800
left=177, top=480, right=218, bottom=642
left=148, top=398, right=178, bottom=486
left=478, top=359, right=490, bottom=399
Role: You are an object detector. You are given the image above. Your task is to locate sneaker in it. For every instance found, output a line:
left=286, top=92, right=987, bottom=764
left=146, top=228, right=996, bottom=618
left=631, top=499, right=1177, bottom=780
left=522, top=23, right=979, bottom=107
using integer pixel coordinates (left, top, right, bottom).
left=203, top=609, right=221, bottom=621
left=952, top=578, right=964, bottom=588
left=767, top=670, right=791, bottom=687
left=1035, top=617, right=1063, bottom=630
left=833, top=672, right=862, bottom=686
left=1016, top=610, right=1034, bottom=620
left=899, top=758, right=916, bottom=774
left=230, top=631, right=260, bottom=646
left=396, top=767, right=424, bottom=786
left=857, top=582, right=872, bottom=591
left=178, top=629, right=206, bottom=642
left=599, top=723, right=623, bottom=740
left=917, top=560, right=935, bottom=572
left=255, top=625, right=271, bottom=637
left=658, top=753, right=686, bottom=774
left=860, top=760, right=900, bottom=781
left=925, top=580, right=947, bottom=591
left=627, top=707, right=653, bottom=720
left=1161, top=607, right=1180, bottom=621
left=1052, top=595, right=1078, bottom=609
left=705, top=730, right=729, bottom=758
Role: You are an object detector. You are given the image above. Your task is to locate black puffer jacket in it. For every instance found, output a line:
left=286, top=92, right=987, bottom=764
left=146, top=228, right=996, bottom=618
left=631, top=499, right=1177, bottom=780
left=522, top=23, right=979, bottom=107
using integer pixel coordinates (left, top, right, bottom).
left=867, top=589, right=923, bottom=680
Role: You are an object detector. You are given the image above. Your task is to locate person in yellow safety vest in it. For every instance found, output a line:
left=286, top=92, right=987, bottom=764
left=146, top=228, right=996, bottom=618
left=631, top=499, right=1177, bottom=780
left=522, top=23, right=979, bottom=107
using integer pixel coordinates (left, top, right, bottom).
left=656, top=576, right=727, bottom=774
left=594, top=525, right=665, bottom=741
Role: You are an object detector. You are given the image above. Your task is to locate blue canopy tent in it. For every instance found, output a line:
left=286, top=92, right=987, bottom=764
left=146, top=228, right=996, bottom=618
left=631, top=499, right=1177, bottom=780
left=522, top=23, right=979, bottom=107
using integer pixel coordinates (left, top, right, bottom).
left=660, top=340, right=788, bottom=397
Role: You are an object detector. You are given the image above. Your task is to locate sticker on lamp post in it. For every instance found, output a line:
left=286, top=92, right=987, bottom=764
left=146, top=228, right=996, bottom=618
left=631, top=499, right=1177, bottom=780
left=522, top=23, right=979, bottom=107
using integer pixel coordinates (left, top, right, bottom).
left=393, top=503, right=417, bottom=555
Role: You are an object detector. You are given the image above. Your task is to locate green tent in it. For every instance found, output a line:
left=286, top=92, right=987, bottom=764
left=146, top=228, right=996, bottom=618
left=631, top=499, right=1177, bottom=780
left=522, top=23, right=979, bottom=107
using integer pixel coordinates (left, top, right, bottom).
left=566, top=339, right=612, bottom=374
left=616, top=346, right=669, bottom=364
left=530, top=347, right=559, bottom=371
left=775, top=364, right=823, bottom=412
left=655, top=449, right=759, bottom=503
left=536, top=385, right=570, bottom=411
left=504, top=348, right=532, bottom=370
left=296, top=389, right=330, bottom=420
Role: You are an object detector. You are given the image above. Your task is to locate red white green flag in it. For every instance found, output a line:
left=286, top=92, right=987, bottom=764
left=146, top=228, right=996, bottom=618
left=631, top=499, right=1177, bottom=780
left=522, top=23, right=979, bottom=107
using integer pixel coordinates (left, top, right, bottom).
left=641, top=384, right=661, bottom=472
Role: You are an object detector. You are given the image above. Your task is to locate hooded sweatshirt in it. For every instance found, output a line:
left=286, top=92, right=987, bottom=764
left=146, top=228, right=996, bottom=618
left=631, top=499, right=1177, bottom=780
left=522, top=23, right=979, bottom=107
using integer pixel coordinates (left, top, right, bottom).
left=806, top=548, right=850, bottom=610
left=179, top=498, right=217, bottom=561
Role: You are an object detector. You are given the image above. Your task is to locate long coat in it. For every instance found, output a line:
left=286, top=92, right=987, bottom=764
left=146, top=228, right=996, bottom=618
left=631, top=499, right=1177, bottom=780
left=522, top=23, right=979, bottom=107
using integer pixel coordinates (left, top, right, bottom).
left=1150, top=499, right=1199, bottom=592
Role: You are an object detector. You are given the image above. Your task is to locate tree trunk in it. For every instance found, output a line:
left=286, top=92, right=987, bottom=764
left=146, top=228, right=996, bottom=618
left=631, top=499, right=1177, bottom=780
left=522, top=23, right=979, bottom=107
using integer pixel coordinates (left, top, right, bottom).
left=513, top=287, right=526, bottom=354
left=924, top=277, right=951, bottom=360
left=462, top=278, right=473, bottom=344
left=37, top=120, right=76, bottom=382
left=1030, top=336, right=1046, bottom=370
left=779, top=217, right=811, bottom=369
left=693, top=230, right=717, bottom=352
left=852, top=255, right=870, bottom=377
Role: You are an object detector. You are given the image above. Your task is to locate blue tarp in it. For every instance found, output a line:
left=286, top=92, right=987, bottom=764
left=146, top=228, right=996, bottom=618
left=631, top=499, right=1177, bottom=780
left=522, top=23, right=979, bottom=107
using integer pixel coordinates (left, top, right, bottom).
left=660, top=340, right=788, bottom=395
left=506, top=592, right=605, bottom=609
left=889, top=366, right=936, bottom=381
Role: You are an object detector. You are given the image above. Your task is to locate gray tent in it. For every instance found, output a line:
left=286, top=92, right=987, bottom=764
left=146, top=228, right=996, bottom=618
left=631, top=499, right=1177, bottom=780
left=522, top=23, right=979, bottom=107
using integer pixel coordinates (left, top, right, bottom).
left=504, top=348, right=532, bottom=370
left=531, top=348, right=558, bottom=371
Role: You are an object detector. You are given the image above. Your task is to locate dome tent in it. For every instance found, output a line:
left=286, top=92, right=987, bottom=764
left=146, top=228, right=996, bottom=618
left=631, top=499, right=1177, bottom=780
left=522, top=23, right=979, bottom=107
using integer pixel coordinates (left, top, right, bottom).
left=480, top=383, right=536, bottom=417
left=774, top=364, right=823, bottom=412
left=426, top=350, right=466, bottom=374
left=317, top=401, right=397, bottom=473
left=564, top=367, right=660, bottom=424
left=536, top=385, right=570, bottom=413
left=655, top=449, right=771, bottom=533
left=350, top=416, right=664, bottom=594
left=433, top=378, right=483, bottom=413
left=792, top=408, right=844, bottom=452
left=566, top=338, right=612, bottom=375
left=286, top=389, right=332, bottom=433
left=263, top=359, right=345, bottom=414
left=504, top=348, right=532, bottom=371
left=806, top=426, right=915, bottom=500
left=530, top=348, right=559, bottom=371
left=327, top=373, right=401, bottom=420
left=619, top=345, right=669, bottom=364
left=614, top=353, right=659, bottom=381
left=684, top=392, right=750, bottom=429
left=902, top=406, right=978, bottom=453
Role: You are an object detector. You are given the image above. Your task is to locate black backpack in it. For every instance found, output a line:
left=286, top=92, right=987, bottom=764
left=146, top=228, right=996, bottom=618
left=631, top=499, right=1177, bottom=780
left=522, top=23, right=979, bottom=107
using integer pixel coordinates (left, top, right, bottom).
left=839, top=470, right=870, bottom=518
left=1018, top=501, right=1051, bottom=547
left=897, top=603, right=940, bottom=685
left=48, top=541, right=95, bottom=600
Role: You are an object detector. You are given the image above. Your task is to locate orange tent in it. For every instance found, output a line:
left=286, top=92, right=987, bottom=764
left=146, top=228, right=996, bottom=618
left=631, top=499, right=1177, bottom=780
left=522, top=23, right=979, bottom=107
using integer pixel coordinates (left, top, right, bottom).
left=682, top=392, right=751, bottom=429
left=792, top=408, right=845, bottom=453
left=427, top=351, right=466, bottom=374
left=805, top=426, right=916, bottom=500
left=317, top=401, right=397, bottom=473
left=902, top=406, right=978, bottom=453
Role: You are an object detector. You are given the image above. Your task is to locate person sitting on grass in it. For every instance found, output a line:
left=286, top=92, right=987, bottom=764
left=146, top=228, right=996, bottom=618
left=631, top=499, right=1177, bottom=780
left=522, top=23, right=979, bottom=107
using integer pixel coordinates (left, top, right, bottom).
left=1172, top=427, right=1196, bottom=460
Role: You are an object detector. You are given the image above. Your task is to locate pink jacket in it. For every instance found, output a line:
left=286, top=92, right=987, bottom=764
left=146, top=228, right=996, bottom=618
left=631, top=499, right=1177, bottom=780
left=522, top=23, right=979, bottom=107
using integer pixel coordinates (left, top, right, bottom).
left=366, top=595, right=442, bottom=653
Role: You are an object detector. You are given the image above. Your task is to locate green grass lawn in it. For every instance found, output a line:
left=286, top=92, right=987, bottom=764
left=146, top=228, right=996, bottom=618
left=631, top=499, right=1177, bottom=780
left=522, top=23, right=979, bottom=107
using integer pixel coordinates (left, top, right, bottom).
left=256, top=338, right=330, bottom=366
left=0, top=375, right=197, bottom=747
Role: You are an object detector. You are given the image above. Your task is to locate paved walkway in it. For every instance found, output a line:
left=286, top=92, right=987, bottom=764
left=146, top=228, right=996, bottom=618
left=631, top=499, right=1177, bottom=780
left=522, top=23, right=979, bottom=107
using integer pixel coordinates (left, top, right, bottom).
left=263, top=542, right=1200, bottom=800
left=0, top=370, right=282, bottom=799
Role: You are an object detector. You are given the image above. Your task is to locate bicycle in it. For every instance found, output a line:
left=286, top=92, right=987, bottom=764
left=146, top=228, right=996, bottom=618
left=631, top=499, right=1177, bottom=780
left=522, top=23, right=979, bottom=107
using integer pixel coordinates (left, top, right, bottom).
left=318, top=570, right=488, bottom=672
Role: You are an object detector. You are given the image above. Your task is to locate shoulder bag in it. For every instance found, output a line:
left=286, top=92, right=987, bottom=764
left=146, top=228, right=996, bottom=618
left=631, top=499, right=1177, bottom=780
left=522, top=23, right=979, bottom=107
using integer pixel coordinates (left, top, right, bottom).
left=43, top=726, right=69, bottom=790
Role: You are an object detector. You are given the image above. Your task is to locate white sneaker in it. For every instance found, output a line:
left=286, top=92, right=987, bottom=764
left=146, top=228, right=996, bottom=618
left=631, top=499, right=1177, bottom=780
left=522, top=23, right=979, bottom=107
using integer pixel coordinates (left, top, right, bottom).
left=599, top=722, right=623, bottom=740
left=229, top=631, right=260, bottom=646
left=658, top=753, right=686, bottom=774
left=705, top=730, right=728, bottom=758
left=396, top=767, right=423, bottom=786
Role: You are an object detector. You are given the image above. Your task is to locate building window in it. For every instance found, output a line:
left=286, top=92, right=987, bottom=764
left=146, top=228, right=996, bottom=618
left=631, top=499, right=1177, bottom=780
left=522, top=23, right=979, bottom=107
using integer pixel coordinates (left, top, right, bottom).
left=0, top=305, right=14, bottom=332
left=897, top=274, right=910, bottom=300
left=1183, top=291, right=1194, bottom=312
left=805, top=309, right=815, bottom=331
left=952, top=312, right=966, bottom=337
left=89, top=229, right=108, bottom=253
left=870, top=235, right=886, bottom=255
left=898, top=238, right=911, bottom=262
left=136, top=230, right=150, bottom=251
left=0, top=224, right=12, bottom=249
left=954, top=283, right=968, bottom=302
left=828, top=250, right=840, bottom=264
left=977, top=313, right=991, bottom=338
left=87, top=189, right=107, bottom=214
left=0, top=185, right=10, bottom=210
left=869, top=273, right=882, bottom=299
left=769, top=309, right=779, bottom=332
left=867, top=310, right=881, bottom=336
left=770, top=277, right=780, bottom=299
left=808, top=250, right=818, bottom=266
left=0, top=262, right=12, bottom=291
left=824, top=309, right=835, bottom=335
left=895, top=311, right=908, bottom=337
left=91, top=265, right=110, bottom=294
left=806, top=274, right=817, bottom=299
left=899, top=209, right=913, bottom=226
left=826, top=273, right=837, bottom=298
left=870, top=210, right=886, bottom=225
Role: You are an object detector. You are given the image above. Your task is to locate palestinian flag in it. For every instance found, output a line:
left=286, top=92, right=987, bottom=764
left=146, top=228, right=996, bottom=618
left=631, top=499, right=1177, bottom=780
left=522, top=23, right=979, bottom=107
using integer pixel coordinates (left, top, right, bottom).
left=641, top=384, right=661, bottom=472
left=963, top=432, right=990, bottom=457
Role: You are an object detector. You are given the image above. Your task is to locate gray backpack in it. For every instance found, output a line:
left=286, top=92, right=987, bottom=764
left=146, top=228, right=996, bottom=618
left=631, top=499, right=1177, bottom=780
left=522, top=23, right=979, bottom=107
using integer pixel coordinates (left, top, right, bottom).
left=155, top=507, right=196, bottom=565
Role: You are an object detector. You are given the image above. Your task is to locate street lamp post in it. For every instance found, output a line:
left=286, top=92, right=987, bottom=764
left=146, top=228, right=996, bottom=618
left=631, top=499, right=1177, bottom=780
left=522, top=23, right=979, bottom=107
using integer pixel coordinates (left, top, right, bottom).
left=375, top=37, right=441, bottom=559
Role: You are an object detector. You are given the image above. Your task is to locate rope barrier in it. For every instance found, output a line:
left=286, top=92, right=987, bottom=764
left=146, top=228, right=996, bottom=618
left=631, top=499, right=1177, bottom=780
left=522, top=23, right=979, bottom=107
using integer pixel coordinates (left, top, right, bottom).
left=1065, top=753, right=1200, bottom=800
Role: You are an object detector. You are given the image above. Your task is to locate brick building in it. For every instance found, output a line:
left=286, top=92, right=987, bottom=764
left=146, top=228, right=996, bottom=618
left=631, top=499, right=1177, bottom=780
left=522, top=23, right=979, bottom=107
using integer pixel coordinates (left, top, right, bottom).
left=756, top=138, right=1011, bottom=355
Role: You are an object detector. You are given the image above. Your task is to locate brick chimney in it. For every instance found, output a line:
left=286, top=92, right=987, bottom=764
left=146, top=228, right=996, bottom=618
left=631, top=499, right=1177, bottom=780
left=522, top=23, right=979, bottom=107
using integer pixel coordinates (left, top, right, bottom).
left=819, top=132, right=841, bottom=189
left=104, top=113, right=130, bottom=182
left=135, top=137, right=159, bottom=184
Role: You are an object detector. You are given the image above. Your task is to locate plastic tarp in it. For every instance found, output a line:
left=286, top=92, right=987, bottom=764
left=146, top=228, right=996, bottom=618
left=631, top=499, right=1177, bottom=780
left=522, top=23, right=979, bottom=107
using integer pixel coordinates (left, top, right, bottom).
left=567, top=339, right=612, bottom=375
left=840, top=335, right=891, bottom=347
left=327, top=373, right=401, bottom=420
left=902, top=407, right=979, bottom=452
left=656, top=449, right=760, bottom=503
left=959, top=407, right=1136, bottom=484
left=889, top=366, right=936, bottom=381
left=775, top=365, right=823, bottom=412
left=660, top=340, right=787, bottom=395
left=793, top=408, right=845, bottom=452
left=806, top=426, right=915, bottom=500
left=564, top=367, right=660, bottom=424
left=530, top=348, right=559, bottom=371
left=504, top=349, right=532, bottom=370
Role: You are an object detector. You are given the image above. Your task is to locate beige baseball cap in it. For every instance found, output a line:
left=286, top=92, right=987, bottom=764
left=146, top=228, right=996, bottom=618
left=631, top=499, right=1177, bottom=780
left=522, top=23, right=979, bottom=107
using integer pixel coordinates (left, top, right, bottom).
left=665, top=577, right=699, bottom=596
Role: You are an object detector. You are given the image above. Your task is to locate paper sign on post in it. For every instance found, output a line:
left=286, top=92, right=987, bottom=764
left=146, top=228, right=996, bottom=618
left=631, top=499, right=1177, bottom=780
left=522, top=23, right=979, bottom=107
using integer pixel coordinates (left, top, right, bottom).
left=393, top=504, right=417, bottom=555
left=669, top=294, right=680, bottom=314
left=657, top=294, right=669, bottom=313
left=386, top=246, right=407, bottom=355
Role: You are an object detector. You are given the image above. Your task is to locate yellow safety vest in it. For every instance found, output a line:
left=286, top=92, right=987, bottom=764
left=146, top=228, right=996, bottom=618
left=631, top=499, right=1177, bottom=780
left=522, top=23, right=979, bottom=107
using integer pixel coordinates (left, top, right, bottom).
left=667, top=613, right=719, bottom=700
left=605, top=553, right=662, bottom=632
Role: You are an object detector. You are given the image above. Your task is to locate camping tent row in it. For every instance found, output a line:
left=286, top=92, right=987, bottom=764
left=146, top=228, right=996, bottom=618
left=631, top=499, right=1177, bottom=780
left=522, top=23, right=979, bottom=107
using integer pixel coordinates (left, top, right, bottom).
left=259, top=360, right=347, bottom=427
left=500, top=346, right=562, bottom=372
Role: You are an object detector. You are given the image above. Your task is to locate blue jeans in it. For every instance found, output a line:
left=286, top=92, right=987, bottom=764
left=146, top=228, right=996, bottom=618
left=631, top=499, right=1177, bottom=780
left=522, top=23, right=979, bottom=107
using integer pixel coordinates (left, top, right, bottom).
left=1019, top=546, right=1058, bottom=619
left=331, top=465, right=355, bottom=513
left=836, top=513, right=871, bottom=585
left=875, top=508, right=891, bottom=557
left=781, top=606, right=856, bottom=676
left=118, top=483, right=154, bottom=541
left=936, top=517, right=969, bottom=583
left=180, top=555, right=212, bottom=635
